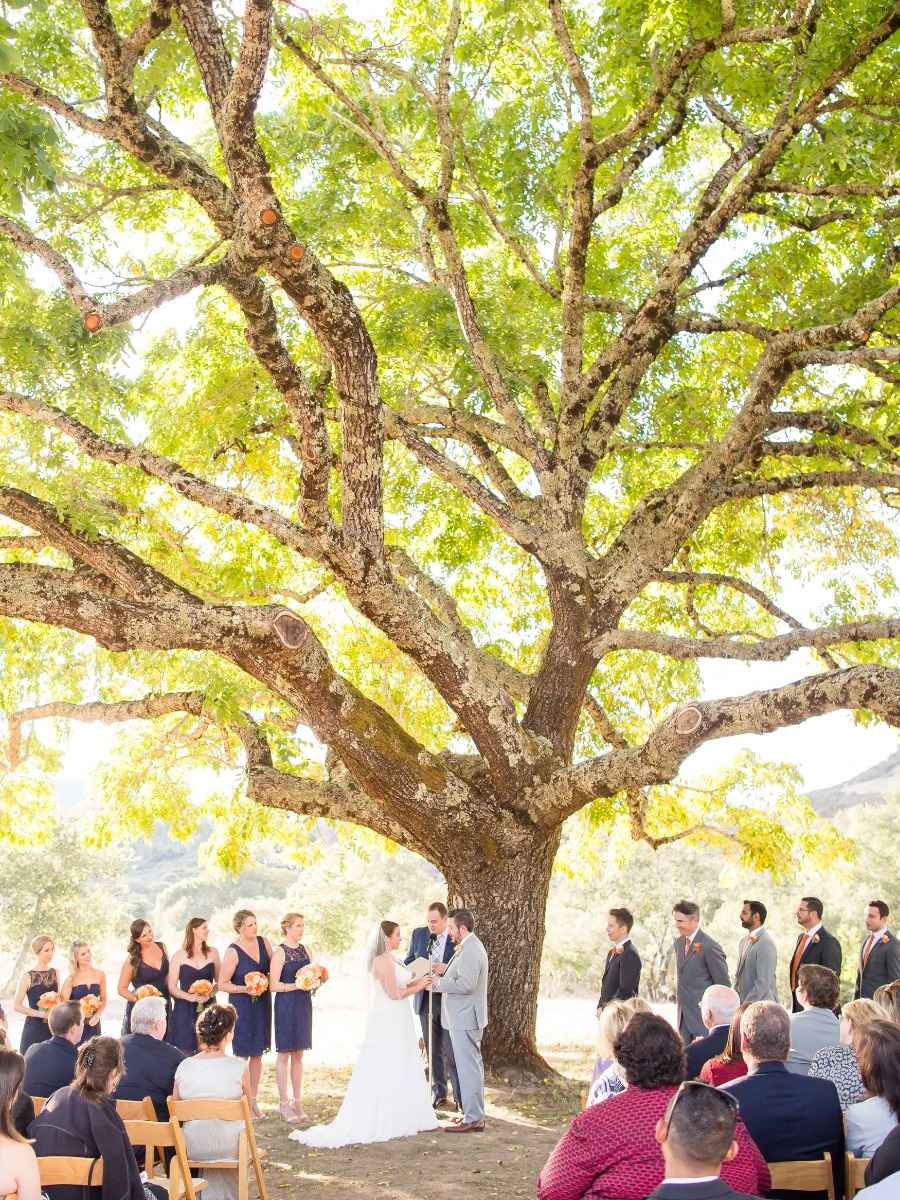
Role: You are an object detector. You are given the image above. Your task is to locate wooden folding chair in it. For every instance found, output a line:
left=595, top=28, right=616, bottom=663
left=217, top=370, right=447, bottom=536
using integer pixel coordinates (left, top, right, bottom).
left=37, top=1156, right=104, bottom=1188
left=768, top=1152, right=835, bottom=1200
left=845, top=1152, right=871, bottom=1200
left=168, top=1096, right=267, bottom=1200
left=115, top=1096, right=157, bottom=1121
left=31, top=1097, right=46, bottom=1115
left=124, top=1119, right=208, bottom=1200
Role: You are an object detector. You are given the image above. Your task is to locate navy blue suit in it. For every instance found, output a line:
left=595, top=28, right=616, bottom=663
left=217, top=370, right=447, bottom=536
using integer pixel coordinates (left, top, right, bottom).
left=112, top=1032, right=184, bottom=1121
left=723, top=1060, right=844, bottom=1200
left=23, top=1035, right=79, bottom=1098
left=405, top=926, right=460, bottom=1104
left=685, top=1023, right=729, bottom=1079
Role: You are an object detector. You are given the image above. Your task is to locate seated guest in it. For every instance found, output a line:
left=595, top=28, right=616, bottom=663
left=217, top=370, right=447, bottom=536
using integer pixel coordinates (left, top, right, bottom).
left=114, top=994, right=184, bottom=1120
left=686, top=986, right=740, bottom=1079
left=808, top=998, right=882, bottom=1110
left=846, top=1019, right=900, bottom=1158
left=0, top=1009, right=35, bottom=1139
left=855, top=1172, right=900, bottom=1196
left=699, top=1002, right=750, bottom=1087
left=787, top=965, right=841, bottom=1074
left=0, top=1046, right=41, bottom=1200
left=865, top=1122, right=900, bottom=1187
left=647, top=1080, right=763, bottom=1200
left=723, top=1001, right=843, bottom=1199
left=22, top=1000, right=84, bottom=1098
left=876, top=980, right=900, bottom=1022
left=537, top=1013, right=769, bottom=1200
left=29, top=1036, right=166, bottom=1200
left=587, top=998, right=650, bottom=1106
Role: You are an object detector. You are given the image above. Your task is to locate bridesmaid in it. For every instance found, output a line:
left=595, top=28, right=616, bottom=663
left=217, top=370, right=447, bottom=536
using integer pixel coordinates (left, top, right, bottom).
left=219, top=909, right=272, bottom=1119
left=117, top=919, right=171, bottom=1036
left=59, top=941, right=106, bottom=1044
left=269, top=912, right=313, bottom=1124
left=13, top=935, right=59, bottom=1053
left=168, top=917, right=220, bottom=1055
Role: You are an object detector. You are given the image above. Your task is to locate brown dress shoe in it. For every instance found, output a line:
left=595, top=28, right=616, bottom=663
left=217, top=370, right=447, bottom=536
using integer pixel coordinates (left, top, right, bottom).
left=442, top=1120, right=485, bottom=1133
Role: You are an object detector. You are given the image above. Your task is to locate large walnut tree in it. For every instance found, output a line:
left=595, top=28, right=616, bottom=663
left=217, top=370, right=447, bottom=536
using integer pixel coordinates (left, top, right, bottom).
left=3, top=0, right=900, bottom=1069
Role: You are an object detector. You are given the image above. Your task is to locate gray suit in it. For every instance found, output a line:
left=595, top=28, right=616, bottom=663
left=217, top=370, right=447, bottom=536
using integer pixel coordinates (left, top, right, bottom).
left=438, top=933, right=488, bottom=1123
left=734, top=927, right=778, bottom=1003
left=674, top=930, right=730, bottom=1044
left=786, top=1006, right=841, bottom=1074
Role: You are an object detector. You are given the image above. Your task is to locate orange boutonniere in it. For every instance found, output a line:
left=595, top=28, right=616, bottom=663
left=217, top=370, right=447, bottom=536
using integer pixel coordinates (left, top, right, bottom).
left=614, top=946, right=624, bottom=956
left=883, top=935, right=890, bottom=945
left=812, top=935, right=820, bottom=943
left=693, top=943, right=701, bottom=953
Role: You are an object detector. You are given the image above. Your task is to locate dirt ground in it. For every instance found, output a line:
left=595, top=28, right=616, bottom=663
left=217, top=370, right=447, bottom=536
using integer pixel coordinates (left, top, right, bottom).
left=254, top=1040, right=590, bottom=1200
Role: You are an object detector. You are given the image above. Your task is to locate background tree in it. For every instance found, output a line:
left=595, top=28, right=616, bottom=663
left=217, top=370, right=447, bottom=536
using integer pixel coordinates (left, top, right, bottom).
left=3, top=0, right=900, bottom=1070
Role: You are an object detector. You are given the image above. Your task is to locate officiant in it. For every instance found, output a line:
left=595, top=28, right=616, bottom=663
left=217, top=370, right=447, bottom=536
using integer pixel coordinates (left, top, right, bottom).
left=405, top=903, right=461, bottom=1112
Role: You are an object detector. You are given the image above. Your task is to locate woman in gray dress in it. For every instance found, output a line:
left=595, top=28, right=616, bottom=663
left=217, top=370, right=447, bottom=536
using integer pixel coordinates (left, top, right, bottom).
left=173, top=1005, right=251, bottom=1200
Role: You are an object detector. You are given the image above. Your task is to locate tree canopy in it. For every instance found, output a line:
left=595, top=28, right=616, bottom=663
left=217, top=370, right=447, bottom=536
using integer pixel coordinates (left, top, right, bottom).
left=3, top=0, right=900, bottom=1067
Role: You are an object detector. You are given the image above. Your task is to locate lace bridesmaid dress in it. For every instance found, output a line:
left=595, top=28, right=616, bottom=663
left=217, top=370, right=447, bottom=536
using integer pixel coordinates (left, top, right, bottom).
left=20, top=969, right=60, bottom=1053
left=274, top=944, right=312, bottom=1053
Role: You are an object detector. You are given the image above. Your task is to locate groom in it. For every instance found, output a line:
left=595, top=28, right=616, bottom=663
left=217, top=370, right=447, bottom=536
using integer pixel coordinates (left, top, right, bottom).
left=432, top=908, right=488, bottom=1133
left=405, top=902, right=461, bottom=1112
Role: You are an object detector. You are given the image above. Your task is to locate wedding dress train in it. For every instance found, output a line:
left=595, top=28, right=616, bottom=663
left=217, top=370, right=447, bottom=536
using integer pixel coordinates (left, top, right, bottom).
left=289, top=955, right=438, bottom=1147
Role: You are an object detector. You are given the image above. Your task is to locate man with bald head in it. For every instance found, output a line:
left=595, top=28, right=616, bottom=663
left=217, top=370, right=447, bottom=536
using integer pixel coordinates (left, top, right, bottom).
left=686, top=985, right=741, bottom=1079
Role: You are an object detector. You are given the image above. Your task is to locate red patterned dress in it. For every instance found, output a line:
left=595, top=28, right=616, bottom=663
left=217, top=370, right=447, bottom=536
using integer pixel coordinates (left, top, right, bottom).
left=536, top=1084, right=770, bottom=1199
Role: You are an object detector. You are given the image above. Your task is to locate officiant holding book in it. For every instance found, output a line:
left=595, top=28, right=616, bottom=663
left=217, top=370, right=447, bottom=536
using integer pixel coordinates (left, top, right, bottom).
left=406, top=902, right=461, bottom=1112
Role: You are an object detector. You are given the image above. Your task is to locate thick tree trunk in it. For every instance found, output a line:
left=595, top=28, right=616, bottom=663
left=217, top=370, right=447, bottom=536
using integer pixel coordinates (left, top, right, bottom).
left=444, top=827, right=560, bottom=1079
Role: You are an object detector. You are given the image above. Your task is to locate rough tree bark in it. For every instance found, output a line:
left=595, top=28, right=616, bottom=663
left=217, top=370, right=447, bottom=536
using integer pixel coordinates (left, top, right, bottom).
left=2, top=0, right=900, bottom=1074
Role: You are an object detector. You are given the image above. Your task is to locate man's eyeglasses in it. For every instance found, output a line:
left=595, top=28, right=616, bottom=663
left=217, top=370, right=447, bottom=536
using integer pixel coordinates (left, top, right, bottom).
left=661, top=1079, right=740, bottom=1132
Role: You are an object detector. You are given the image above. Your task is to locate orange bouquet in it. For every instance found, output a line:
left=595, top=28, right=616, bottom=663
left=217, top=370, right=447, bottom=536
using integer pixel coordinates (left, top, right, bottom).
left=245, top=972, right=268, bottom=1001
left=133, top=984, right=162, bottom=1001
left=296, top=964, right=329, bottom=994
left=80, top=994, right=103, bottom=1019
left=37, top=991, right=60, bottom=1012
left=188, top=979, right=215, bottom=1004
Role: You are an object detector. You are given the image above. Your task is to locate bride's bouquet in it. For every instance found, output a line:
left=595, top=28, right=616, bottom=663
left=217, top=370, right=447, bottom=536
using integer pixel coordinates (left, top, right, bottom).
left=37, top=991, right=60, bottom=1012
left=245, top=971, right=268, bottom=1001
left=296, top=964, right=329, bottom=994
left=133, top=984, right=162, bottom=1001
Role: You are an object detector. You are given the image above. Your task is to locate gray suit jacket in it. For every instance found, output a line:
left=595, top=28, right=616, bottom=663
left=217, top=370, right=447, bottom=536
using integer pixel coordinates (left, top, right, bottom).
left=675, top=931, right=730, bottom=1041
left=439, top=933, right=488, bottom=1031
left=786, top=1006, right=841, bottom=1074
left=734, top=927, right=778, bottom=1003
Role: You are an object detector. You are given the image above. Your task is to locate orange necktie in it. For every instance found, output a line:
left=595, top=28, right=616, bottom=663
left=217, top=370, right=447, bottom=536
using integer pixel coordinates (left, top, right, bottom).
left=791, top=934, right=810, bottom=991
left=863, top=935, right=876, bottom=968
left=685, top=936, right=691, bottom=956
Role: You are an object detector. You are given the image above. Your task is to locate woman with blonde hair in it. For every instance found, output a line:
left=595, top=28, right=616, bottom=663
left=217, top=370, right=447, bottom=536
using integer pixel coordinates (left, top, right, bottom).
left=0, top=1047, right=40, bottom=1200
left=219, top=910, right=272, bottom=1119
left=60, top=940, right=106, bottom=1045
left=13, top=934, right=59, bottom=1053
left=269, top=912, right=314, bottom=1123
left=809, top=997, right=883, bottom=1110
left=586, top=997, right=652, bottom=1106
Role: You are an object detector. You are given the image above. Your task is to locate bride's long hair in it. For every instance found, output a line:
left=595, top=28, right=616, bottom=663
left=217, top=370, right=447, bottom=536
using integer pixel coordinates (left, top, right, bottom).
left=365, top=921, right=399, bottom=972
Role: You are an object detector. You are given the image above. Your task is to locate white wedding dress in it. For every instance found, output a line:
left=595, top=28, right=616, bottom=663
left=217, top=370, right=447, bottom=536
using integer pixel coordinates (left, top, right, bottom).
left=289, top=954, right=438, bottom=1147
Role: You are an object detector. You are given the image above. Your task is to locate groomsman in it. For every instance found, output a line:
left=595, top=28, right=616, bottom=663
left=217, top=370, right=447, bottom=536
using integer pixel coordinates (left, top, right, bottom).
left=671, top=899, right=730, bottom=1044
left=596, top=908, right=642, bottom=1010
left=734, top=900, right=778, bottom=1003
left=789, top=896, right=842, bottom=1013
left=854, top=900, right=900, bottom=999
left=406, top=902, right=461, bottom=1112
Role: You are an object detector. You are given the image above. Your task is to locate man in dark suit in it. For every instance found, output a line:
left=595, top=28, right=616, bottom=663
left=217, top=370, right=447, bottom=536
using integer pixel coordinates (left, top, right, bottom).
left=113, top=994, right=184, bottom=1121
left=648, top=1080, right=760, bottom=1200
left=854, top=900, right=900, bottom=999
left=672, top=900, right=730, bottom=1044
left=789, top=896, right=842, bottom=1013
left=596, top=907, right=642, bottom=1010
left=723, top=1001, right=844, bottom=1200
left=685, top=985, right=740, bottom=1078
left=405, top=901, right=460, bottom=1112
left=22, top=1000, right=83, bottom=1098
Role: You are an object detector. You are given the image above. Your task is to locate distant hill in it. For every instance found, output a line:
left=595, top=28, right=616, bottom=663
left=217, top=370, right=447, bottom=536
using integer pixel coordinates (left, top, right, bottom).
left=807, top=748, right=900, bottom=818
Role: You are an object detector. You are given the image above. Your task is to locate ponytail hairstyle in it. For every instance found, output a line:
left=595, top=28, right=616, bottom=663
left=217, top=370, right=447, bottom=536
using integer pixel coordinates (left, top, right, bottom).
left=280, top=912, right=304, bottom=937
left=69, top=940, right=91, bottom=976
left=380, top=920, right=399, bottom=939
left=127, top=920, right=151, bottom=974
left=0, top=1047, right=25, bottom=1141
left=73, top=1036, right=123, bottom=1106
left=232, top=909, right=255, bottom=935
left=196, top=1003, right=237, bottom=1049
left=183, top=918, right=210, bottom=958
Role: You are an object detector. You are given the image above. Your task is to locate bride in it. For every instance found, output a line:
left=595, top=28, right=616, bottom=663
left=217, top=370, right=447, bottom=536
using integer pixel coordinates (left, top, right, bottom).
left=289, top=920, right=438, bottom=1147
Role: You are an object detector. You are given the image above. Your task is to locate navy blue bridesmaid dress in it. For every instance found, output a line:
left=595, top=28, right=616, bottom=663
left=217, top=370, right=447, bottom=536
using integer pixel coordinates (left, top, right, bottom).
left=69, top=982, right=102, bottom=1044
left=170, top=960, right=217, bottom=1055
left=121, top=942, right=171, bottom=1036
left=274, top=944, right=312, bottom=1053
left=229, top=936, right=271, bottom=1058
left=19, top=969, right=59, bottom=1054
